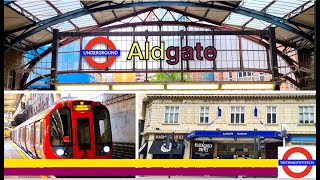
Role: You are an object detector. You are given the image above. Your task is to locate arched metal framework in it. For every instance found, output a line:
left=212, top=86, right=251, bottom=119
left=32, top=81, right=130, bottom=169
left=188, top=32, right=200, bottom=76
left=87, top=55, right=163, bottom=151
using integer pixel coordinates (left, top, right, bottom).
left=5, top=1, right=314, bottom=54
left=20, top=20, right=300, bottom=90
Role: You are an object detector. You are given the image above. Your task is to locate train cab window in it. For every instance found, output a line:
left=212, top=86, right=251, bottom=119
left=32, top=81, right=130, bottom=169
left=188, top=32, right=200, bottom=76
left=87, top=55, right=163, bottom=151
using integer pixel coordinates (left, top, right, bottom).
left=50, top=108, right=71, bottom=146
left=93, top=107, right=112, bottom=144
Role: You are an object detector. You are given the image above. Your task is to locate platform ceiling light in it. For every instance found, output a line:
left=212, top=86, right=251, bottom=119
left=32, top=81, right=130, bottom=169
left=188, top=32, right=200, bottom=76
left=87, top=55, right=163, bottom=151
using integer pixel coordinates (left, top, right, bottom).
left=4, top=107, right=16, bottom=111
left=166, top=84, right=219, bottom=90
left=221, top=83, right=274, bottom=90
left=111, top=84, right=164, bottom=90
left=56, top=85, right=110, bottom=91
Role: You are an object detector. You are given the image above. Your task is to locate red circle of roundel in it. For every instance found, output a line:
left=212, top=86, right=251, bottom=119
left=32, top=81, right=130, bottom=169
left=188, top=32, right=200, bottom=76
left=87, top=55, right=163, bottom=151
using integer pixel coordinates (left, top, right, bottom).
left=84, top=37, right=117, bottom=69
left=282, top=147, right=313, bottom=178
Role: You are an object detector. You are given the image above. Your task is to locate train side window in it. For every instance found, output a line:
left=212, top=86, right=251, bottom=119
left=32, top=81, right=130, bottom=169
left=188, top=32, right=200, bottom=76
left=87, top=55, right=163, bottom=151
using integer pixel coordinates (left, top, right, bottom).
left=22, top=127, right=25, bottom=142
left=26, top=126, right=29, bottom=142
left=19, top=129, right=21, bottom=141
left=50, top=108, right=71, bottom=146
left=31, top=124, right=34, bottom=145
left=40, top=122, right=43, bottom=145
left=35, top=122, right=40, bottom=145
left=22, top=127, right=26, bottom=142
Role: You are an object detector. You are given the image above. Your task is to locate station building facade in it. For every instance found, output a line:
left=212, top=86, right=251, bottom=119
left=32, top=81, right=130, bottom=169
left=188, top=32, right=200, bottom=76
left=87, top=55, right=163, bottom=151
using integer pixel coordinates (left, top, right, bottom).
left=139, top=93, right=316, bottom=159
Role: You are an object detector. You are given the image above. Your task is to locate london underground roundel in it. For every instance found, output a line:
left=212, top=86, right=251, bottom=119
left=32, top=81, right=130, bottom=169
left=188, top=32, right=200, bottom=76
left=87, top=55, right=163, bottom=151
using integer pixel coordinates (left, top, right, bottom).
left=81, top=37, right=120, bottom=69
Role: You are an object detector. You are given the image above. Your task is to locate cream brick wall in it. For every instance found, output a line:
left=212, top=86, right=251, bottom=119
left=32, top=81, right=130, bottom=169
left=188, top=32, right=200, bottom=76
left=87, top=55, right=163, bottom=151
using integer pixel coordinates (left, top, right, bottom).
left=143, top=96, right=316, bottom=135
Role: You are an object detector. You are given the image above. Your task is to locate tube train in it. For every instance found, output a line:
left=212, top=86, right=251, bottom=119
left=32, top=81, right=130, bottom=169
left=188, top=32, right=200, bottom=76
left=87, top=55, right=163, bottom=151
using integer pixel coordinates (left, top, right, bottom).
left=11, top=99, right=112, bottom=159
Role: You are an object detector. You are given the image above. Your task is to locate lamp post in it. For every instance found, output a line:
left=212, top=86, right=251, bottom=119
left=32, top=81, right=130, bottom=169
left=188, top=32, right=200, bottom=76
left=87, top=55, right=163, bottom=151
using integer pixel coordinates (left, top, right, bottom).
left=253, top=128, right=257, bottom=159
left=281, top=124, right=287, bottom=147
left=170, top=131, right=174, bottom=159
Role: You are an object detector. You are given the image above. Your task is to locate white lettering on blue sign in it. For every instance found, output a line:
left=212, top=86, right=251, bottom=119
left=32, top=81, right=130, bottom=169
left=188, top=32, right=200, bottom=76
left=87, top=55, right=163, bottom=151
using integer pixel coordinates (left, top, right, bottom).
left=223, top=132, right=233, bottom=136
left=81, top=50, right=120, bottom=56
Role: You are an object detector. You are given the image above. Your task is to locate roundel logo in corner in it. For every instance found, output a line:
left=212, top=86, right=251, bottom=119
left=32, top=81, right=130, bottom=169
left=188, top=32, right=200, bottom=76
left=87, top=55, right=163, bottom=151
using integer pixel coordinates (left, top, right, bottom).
left=81, top=37, right=121, bottom=69
left=278, top=146, right=316, bottom=178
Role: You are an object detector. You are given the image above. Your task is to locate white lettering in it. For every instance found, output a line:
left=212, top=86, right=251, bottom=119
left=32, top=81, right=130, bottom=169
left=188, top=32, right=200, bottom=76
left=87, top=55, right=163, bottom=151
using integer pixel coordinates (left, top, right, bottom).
left=223, top=132, right=233, bottom=135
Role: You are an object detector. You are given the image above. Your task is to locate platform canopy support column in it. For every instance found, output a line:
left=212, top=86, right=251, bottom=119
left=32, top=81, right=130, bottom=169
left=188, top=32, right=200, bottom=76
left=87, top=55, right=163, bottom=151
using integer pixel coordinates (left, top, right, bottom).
left=50, top=29, right=59, bottom=90
left=269, top=27, right=280, bottom=90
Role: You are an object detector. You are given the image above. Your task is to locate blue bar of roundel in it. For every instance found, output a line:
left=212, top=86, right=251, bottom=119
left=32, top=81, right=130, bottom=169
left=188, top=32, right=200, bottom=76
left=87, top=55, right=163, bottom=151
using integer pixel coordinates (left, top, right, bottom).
left=278, top=160, right=316, bottom=166
left=81, top=50, right=120, bottom=56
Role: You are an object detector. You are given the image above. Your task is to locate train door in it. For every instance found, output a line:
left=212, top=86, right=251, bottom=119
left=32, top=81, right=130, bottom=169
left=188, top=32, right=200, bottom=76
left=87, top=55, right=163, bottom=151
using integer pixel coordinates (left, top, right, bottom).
left=31, top=123, right=38, bottom=158
left=19, top=128, right=22, bottom=147
left=25, top=126, right=29, bottom=151
left=22, top=127, right=26, bottom=150
left=72, top=112, right=96, bottom=158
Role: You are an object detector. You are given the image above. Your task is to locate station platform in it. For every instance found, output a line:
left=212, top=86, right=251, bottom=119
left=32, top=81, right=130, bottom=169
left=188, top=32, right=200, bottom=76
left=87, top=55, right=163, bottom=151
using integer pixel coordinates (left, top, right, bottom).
left=4, top=138, right=53, bottom=178
left=4, top=138, right=28, bottom=159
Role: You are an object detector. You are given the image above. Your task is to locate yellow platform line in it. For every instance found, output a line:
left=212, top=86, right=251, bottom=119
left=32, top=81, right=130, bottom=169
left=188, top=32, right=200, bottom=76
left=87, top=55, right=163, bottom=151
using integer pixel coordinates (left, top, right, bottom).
left=10, top=141, right=28, bottom=159
left=4, top=159, right=278, bottom=168
left=9, top=141, right=48, bottom=178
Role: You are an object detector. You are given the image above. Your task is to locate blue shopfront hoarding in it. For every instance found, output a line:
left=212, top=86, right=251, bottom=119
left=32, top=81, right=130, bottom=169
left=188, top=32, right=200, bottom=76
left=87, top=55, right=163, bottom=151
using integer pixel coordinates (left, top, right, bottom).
left=185, top=130, right=292, bottom=141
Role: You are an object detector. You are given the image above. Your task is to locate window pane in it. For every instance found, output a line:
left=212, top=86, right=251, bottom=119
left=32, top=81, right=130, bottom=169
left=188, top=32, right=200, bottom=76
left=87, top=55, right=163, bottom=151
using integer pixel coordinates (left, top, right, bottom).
left=299, top=119, right=304, bottom=124
left=299, top=107, right=303, bottom=113
left=299, top=113, right=303, bottom=120
left=310, top=113, right=314, bottom=123
left=310, top=107, right=314, bottom=112
left=236, top=114, right=240, bottom=123
left=40, top=122, right=43, bottom=145
left=205, top=117, right=209, bottom=123
left=170, top=113, right=174, bottom=123
left=50, top=108, right=71, bottom=146
left=241, top=114, right=244, bottom=123
left=174, top=113, right=179, bottom=123
left=200, top=117, right=204, bottom=123
left=93, top=106, right=112, bottom=144
left=272, top=114, right=276, bottom=123
left=165, top=114, right=169, bottom=123
left=231, top=114, right=234, bottom=123
left=241, top=107, right=244, bottom=113
left=77, top=118, right=91, bottom=150
left=267, top=114, right=271, bottom=123
left=310, top=113, right=314, bottom=120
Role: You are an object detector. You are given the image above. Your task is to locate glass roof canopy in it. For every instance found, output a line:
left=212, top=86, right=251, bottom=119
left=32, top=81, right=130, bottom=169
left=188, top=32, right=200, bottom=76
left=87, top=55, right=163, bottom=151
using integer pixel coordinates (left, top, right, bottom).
left=8, top=0, right=314, bottom=33
left=224, top=0, right=314, bottom=30
left=11, top=0, right=97, bottom=32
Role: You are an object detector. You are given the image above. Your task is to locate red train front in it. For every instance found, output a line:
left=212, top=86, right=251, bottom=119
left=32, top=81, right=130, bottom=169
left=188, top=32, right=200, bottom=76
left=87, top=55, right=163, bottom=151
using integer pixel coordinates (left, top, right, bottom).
left=11, top=99, right=113, bottom=159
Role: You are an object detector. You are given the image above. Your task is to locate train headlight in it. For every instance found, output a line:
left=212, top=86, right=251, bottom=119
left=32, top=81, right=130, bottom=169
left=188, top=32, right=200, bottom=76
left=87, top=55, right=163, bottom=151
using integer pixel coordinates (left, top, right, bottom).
left=56, top=149, right=65, bottom=156
left=103, top=146, right=110, bottom=153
